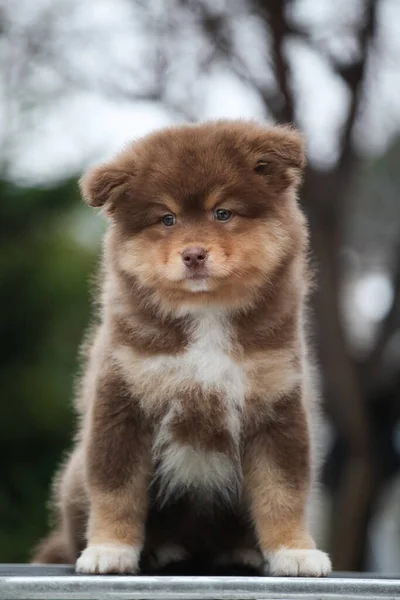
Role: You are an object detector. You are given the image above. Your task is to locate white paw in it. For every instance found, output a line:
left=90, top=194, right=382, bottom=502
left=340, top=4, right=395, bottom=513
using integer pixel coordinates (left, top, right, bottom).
left=265, top=548, right=331, bottom=577
left=76, top=543, right=141, bottom=574
left=149, top=544, right=188, bottom=570
left=215, top=548, right=263, bottom=569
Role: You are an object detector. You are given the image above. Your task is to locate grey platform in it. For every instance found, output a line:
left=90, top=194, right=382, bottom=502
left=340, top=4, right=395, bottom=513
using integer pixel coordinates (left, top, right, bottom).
left=1, top=565, right=400, bottom=599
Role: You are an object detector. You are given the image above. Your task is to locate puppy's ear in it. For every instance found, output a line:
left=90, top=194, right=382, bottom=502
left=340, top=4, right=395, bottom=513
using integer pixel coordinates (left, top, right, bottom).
left=79, top=163, right=134, bottom=210
left=253, top=125, right=306, bottom=190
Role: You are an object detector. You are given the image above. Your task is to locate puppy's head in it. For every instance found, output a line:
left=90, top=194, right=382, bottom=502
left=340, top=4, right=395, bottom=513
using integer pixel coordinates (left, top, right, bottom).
left=80, top=120, right=307, bottom=312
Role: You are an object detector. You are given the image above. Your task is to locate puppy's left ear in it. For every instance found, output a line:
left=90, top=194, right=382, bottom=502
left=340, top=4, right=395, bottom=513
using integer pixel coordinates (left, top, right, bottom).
left=253, top=125, right=306, bottom=190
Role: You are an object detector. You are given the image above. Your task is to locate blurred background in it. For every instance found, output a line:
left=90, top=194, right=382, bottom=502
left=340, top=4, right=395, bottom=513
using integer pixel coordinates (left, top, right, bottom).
left=1, top=0, right=400, bottom=573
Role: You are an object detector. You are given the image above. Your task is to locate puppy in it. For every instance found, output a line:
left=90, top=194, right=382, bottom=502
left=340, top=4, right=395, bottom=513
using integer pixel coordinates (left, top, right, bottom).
left=32, top=120, right=331, bottom=577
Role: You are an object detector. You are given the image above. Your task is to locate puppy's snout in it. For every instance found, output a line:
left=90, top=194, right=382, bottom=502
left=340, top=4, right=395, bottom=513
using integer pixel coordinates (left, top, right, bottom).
left=181, top=247, right=208, bottom=268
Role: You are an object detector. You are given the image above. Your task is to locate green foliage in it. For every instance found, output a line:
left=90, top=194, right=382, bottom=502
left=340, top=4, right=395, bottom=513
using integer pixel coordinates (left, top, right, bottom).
left=0, top=179, right=100, bottom=561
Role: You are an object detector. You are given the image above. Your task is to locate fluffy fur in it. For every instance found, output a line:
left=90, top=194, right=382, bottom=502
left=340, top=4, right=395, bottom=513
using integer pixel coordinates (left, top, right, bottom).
left=32, top=120, right=331, bottom=576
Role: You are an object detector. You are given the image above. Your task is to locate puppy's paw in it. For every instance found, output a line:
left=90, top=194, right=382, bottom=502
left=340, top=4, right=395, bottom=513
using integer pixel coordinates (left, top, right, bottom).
left=265, top=548, right=331, bottom=577
left=76, top=543, right=140, bottom=574
left=149, top=544, right=188, bottom=570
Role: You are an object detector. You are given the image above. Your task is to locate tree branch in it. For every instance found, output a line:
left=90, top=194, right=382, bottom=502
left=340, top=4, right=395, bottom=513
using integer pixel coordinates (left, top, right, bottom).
left=337, top=0, right=377, bottom=166
left=256, top=0, right=295, bottom=123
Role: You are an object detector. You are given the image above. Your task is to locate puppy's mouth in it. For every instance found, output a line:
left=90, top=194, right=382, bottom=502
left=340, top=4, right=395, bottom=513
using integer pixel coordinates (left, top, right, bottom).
left=182, top=265, right=212, bottom=293
left=185, top=269, right=210, bottom=281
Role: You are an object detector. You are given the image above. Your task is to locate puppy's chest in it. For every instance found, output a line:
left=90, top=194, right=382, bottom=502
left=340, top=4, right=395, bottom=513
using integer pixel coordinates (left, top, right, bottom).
left=144, top=313, right=246, bottom=499
left=139, top=313, right=247, bottom=411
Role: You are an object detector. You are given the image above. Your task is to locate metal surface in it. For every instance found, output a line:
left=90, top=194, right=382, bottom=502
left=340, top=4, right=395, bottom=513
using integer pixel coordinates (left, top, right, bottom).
left=1, top=565, right=400, bottom=600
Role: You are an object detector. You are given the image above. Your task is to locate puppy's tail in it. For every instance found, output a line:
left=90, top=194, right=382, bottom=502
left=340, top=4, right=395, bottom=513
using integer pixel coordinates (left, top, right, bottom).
left=31, top=530, right=73, bottom=565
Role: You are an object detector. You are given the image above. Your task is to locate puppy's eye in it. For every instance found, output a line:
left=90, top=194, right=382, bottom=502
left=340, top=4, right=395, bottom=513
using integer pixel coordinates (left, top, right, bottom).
left=214, top=208, right=232, bottom=222
left=162, top=214, right=176, bottom=226
left=254, top=160, right=271, bottom=175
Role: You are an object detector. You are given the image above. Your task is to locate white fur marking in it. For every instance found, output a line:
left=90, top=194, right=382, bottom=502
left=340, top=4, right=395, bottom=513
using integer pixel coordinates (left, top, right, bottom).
left=155, top=440, right=238, bottom=501
left=265, top=548, right=331, bottom=577
left=150, top=312, right=245, bottom=497
left=185, top=279, right=210, bottom=292
left=143, top=312, right=245, bottom=401
left=76, top=544, right=141, bottom=574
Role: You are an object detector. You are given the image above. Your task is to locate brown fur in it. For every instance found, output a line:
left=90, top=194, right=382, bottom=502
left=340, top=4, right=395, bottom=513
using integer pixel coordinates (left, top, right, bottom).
left=243, top=389, right=312, bottom=551
left=33, top=120, right=329, bottom=575
left=169, top=388, right=235, bottom=455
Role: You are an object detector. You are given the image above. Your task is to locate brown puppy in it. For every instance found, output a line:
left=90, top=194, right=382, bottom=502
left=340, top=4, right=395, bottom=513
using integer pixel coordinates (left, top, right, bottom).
left=33, top=120, right=331, bottom=576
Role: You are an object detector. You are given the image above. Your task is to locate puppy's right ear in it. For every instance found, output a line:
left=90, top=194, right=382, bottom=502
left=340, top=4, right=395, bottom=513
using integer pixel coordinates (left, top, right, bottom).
left=79, top=163, right=133, bottom=209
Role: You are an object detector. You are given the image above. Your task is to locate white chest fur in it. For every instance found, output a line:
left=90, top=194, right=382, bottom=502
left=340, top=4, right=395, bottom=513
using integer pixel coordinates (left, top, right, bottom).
left=114, top=311, right=247, bottom=501
left=142, top=311, right=246, bottom=408
left=152, top=311, right=247, bottom=501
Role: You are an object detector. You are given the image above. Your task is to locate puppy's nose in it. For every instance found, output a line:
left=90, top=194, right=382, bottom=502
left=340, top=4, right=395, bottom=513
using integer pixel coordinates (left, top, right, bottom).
left=181, top=247, right=208, bottom=268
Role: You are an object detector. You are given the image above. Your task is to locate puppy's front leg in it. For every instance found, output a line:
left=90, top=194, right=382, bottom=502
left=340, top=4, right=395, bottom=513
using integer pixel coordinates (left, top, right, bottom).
left=244, top=389, right=331, bottom=577
left=76, top=371, right=151, bottom=574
